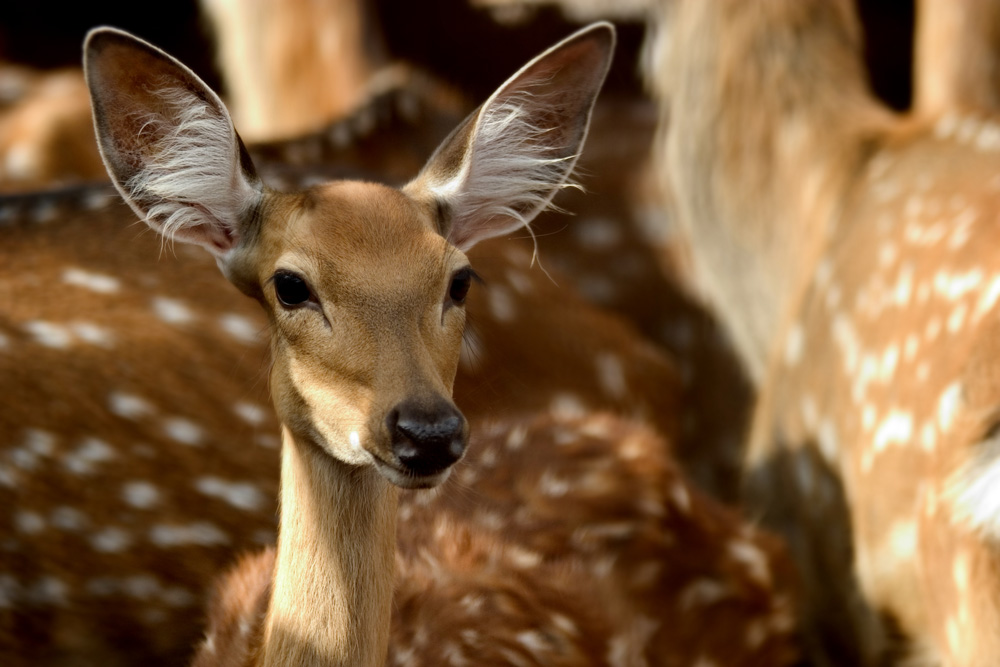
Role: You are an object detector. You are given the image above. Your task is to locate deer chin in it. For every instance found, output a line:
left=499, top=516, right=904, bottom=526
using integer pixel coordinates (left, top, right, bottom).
left=371, top=455, right=454, bottom=490
left=310, top=422, right=457, bottom=489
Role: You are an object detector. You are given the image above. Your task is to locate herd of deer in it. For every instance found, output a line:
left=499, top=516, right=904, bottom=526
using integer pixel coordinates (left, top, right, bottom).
left=3, top=0, right=1000, bottom=665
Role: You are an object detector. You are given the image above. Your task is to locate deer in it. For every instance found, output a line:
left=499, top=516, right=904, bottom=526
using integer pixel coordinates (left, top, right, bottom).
left=79, top=22, right=802, bottom=667
left=649, top=0, right=1000, bottom=664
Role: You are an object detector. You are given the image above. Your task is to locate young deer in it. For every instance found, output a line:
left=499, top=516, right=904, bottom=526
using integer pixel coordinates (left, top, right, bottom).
left=653, top=0, right=1000, bottom=664
left=84, top=23, right=800, bottom=667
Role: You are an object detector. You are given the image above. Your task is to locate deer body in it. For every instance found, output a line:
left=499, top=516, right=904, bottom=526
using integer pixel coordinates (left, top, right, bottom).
left=751, top=126, right=1000, bottom=665
left=654, top=0, right=1000, bottom=664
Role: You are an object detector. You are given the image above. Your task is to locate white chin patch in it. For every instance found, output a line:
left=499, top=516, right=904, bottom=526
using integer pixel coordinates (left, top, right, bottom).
left=374, top=459, right=452, bottom=490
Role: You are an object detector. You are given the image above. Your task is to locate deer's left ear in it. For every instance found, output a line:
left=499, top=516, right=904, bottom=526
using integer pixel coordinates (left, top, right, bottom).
left=404, top=22, right=615, bottom=251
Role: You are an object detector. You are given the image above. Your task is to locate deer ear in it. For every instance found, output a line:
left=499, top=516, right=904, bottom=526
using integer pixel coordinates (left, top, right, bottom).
left=84, top=27, right=263, bottom=260
left=404, top=22, right=615, bottom=251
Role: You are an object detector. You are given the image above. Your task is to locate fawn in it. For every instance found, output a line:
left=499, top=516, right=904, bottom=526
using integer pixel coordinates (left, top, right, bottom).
left=81, top=22, right=799, bottom=667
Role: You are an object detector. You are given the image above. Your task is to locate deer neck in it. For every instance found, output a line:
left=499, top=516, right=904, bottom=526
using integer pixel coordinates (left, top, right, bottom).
left=258, top=426, right=398, bottom=667
left=655, top=0, right=894, bottom=382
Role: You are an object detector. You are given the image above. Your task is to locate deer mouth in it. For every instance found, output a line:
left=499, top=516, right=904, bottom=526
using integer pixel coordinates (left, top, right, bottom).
left=369, top=452, right=458, bottom=489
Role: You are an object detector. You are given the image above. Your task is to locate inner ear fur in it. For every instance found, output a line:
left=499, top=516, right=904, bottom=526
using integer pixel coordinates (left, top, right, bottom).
left=404, top=22, right=616, bottom=252
left=85, top=27, right=263, bottom=258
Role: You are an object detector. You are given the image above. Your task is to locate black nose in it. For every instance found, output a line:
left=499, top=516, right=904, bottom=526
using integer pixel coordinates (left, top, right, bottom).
left=387, top=399, right=467, bottom=477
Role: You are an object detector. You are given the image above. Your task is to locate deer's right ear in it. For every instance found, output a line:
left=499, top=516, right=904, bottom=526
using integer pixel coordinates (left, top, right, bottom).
left=84, top=28, right=263, bottom=260
left=404, top=22, right=615, bottom=252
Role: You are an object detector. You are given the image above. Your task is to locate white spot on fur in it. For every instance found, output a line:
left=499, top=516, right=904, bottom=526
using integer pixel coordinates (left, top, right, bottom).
left=784, top=324, right=804, bottom=366
left=109, top=392, right=154, bottom=420
left=63, top=438, right=116, bottom=475
left=670, top=483, right=691, bottom=514
left=606, top=615, right=659, bottom=667
left=15, top=511, right=45, bottom=534
left=832, top=313, right=860, bottom=373
left=889, top=520, right=917, bottom=558
left=195, top=477, right=266, bottom=511
left=10, top=429, right=56, bottom=470
left=486, top=284, right=516, bottom=323
left=62, top=268, right=120, bottom=294
left=233, top=401, right=267, bottom=426
left=538, top=471, right=571, bottom=497
left=150, top=522, right=229, bottom=547
left=575, top=217, right=622, bottom=249
left=70, top=321, right=115, bottom=348
left=550, top=393, right=586, bottom=419
left=818, top=418, right=839, bottom=463
left=218, top=313, right=259, bottom=344
left=516, top=630, right=550, bottom=659
left=50, top=506, right=88, bottom=531
left=938, top=383, right=963, bottom=432
left=947, top=303, right=969, bottom=333
left=91, top=526, right=132, bottom=553
left=505, top=424, right=528, bottom=451
left=595, top=352, right=626, bottom=399
left=23, top=320, right=72, bottom=349
left=0, top=464, right=16, bottom=488
left=349, top=431, right=361, bottom=450
left=27, top=577, right=69, bottom=606
left=123, top=481, right=161, bottom=509
left=163, top=417, right=204, bottom=446
left=974, top=276, right=1000, bottom=322
left=921, top=423, right=936, bottom=453
left=873, top=411, right=913, bottom=452
left=152, top=296, right=196, bottom=325
left=255, top=433, right=280, bottom=449
left=83, top=189, right=114, bottom=211
left=953, top=552, right=970, bottom=592
left=728, top=540, right=771, bottom=586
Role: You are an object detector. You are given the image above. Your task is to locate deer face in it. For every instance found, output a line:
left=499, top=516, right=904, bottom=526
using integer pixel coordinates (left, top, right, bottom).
left=247, top=183, right=470, bottom=487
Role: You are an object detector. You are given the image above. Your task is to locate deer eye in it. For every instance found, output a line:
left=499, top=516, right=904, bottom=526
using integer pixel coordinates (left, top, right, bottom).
left=273, top=271, right=312, bottom=307
left=448, top=268, right=477, bottom=306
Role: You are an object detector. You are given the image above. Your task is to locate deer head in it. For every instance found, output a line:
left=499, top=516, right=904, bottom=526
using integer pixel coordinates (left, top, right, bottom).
left=84, top=24, right=614, bottom=490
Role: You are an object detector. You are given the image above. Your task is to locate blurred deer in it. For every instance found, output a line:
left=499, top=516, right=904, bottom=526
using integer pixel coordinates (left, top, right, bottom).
left=652, top=0, right=1000, bottom=664
left=915, top=0, right=1000, bottom=117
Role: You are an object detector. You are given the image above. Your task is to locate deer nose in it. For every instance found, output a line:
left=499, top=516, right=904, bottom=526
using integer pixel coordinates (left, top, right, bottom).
left=387, top=399, right=467, bottom=478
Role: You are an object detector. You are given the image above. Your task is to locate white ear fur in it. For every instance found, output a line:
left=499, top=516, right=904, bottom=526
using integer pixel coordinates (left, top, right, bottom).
left=85, top=28, right=262, bottom=258
left=405, top=22, right=615, bottom=251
